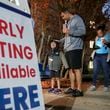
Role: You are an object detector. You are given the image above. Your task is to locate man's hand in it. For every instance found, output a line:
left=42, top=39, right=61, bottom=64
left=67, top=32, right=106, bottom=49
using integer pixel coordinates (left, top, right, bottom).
left=63, top=28, right=69, bottom=34
left=63, top=24, right=69, bottom=34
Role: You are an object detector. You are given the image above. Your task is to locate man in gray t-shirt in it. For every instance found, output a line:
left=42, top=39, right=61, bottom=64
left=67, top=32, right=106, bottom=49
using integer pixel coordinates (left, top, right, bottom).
left=60, top=8, right=86, bottom=97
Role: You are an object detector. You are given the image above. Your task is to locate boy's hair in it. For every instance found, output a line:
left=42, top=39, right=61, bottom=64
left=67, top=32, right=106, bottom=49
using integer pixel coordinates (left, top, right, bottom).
left=50, top=40, right=60, bottom=50
left=96, top=24, right=106, bottom=32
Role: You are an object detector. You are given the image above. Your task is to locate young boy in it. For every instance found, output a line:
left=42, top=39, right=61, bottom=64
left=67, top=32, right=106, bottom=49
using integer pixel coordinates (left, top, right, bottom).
left=48, top=41, right=62, bottom=94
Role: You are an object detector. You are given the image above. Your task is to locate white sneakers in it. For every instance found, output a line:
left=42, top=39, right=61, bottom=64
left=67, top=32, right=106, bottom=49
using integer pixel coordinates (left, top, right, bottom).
left=89, top=85, right=96, bottom=91
left=89, top=85, right=109, bottom=92
left=104, top=87, right=109, bottom=92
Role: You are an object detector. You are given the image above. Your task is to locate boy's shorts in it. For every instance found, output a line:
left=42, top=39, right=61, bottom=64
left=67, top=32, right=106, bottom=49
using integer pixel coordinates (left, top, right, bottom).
left=50, top=70, right=60, bottom=78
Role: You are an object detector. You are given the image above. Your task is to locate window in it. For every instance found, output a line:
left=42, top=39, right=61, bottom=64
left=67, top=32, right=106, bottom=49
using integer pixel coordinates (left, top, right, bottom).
left=7, top=0, right=30, bottom=14
left=89, top=40, right=94, bottom=49
left=8, top=0, right=16, bottom=4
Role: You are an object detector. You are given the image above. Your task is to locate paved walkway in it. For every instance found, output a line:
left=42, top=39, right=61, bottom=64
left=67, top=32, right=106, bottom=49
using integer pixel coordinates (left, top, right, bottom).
left=44, top=83, right=110, bottom=110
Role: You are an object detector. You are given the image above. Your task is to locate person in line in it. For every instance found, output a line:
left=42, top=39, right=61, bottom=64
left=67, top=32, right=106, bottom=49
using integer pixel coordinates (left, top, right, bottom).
left=102, top=23, right=110, bottom=85
left=60, top=7, right=86, bottom=97
left=89, top=24, right=110, bottom=92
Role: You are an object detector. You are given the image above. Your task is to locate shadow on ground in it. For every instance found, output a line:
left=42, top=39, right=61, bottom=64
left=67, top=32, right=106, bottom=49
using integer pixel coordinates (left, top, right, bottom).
left=45, top=96, right=76, bottom=110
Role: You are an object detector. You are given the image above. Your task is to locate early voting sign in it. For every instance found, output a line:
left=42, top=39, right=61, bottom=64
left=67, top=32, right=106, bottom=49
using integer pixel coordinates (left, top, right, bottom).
left=0, top=0, right=45, bottom=110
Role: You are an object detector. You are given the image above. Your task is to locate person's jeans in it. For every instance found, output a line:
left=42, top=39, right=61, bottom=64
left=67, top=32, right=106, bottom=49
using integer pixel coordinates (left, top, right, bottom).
left=93, top=54, right=110, bottom=87
left=108, top=61, right=110, bottom=82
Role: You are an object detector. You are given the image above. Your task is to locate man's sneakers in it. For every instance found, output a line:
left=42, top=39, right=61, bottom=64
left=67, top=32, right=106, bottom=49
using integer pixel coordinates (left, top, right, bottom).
left=64, top=88, right=83, bottom=97
left=64, top=88, right=76, bottom=94
left=71, top=89, right=84, bottom=97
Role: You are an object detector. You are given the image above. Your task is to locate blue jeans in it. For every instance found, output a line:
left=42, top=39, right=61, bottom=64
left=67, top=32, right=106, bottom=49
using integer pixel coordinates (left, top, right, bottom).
left=108, top=61, right=110, bottom=80
left=93, top=54, right=110, bottom=87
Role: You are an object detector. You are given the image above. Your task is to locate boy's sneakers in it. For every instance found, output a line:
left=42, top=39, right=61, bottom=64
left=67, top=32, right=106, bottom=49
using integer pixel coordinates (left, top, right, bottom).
left=71, top=90, right=84, bottom=97
left=48, top=88, right=62, bottom=94
left=64, top=88, right=76, bottom=94
left=54, top=88, right=62, bottom=94
left=48, top=88, right=54, bottom=93
left=89, top=85, right=96, bottom=91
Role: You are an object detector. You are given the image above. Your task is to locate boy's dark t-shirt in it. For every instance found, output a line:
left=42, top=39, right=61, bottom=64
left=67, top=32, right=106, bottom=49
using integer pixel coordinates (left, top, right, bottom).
left=48, top=49, right=62, bottom=71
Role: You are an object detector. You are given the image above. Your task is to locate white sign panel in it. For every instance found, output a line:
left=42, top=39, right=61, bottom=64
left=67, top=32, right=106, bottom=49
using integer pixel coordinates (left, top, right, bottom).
left=0, top=1, right=45, bottom=110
